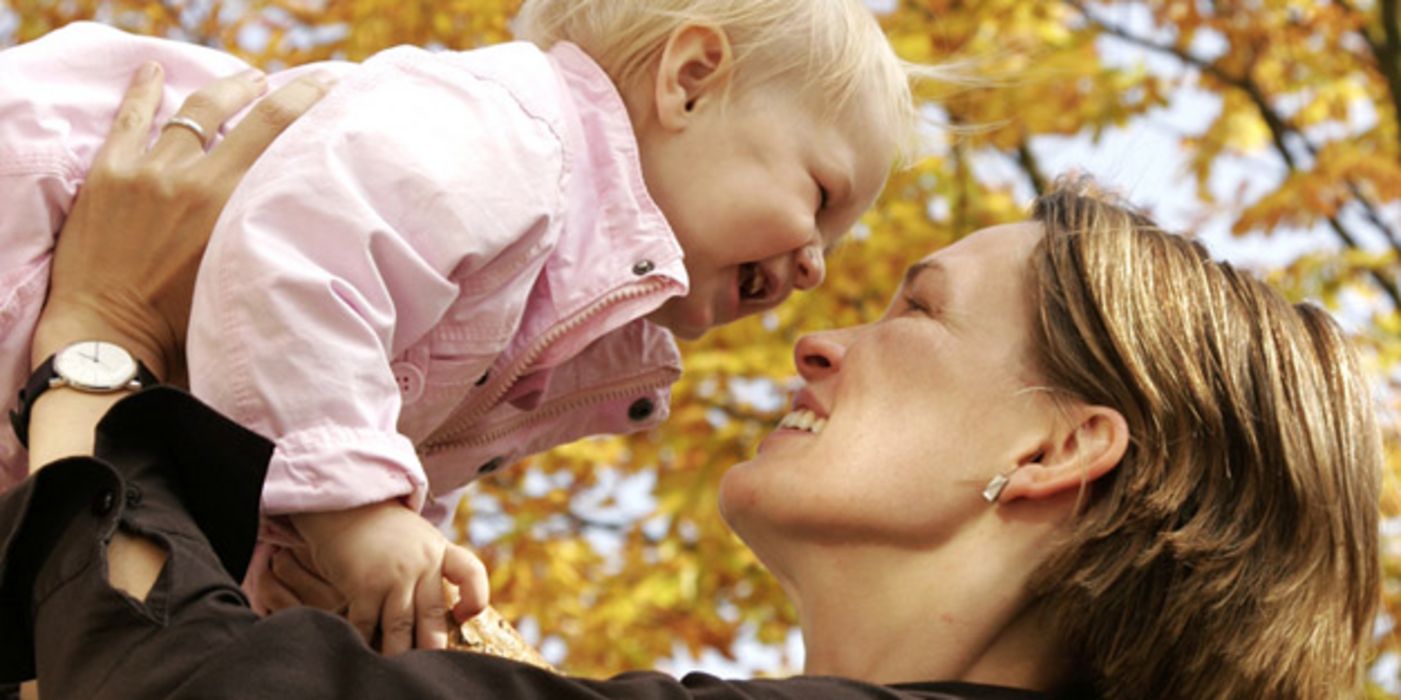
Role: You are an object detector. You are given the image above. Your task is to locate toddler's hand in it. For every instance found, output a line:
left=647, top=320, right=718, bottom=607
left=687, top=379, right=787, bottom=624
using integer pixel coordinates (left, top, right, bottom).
left=256, top=544, right=347, bottom=614
left=291, top=501, right=489, bottom=654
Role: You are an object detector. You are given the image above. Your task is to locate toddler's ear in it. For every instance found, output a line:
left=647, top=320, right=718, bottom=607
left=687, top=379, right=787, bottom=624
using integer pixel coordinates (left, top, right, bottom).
left=653, top=22, right=734, bottom=130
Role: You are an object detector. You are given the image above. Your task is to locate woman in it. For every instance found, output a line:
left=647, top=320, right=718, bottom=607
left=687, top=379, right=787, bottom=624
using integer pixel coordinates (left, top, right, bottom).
left=0, top=70, right=1381, bottom=699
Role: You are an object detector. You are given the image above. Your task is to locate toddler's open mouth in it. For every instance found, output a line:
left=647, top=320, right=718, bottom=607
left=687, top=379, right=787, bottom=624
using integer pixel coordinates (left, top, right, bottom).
left=739, top=262, right=770, bottom=302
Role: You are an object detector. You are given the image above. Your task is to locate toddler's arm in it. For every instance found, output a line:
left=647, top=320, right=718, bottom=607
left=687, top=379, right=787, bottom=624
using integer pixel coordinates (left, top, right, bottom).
left=188, top=55, right=566, bottom=518
left=184, top=53, right=568, bottom=643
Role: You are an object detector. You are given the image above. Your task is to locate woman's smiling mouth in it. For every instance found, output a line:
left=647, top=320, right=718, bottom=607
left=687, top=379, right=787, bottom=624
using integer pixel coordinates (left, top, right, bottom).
left=777, top=408, right=826, bottom=434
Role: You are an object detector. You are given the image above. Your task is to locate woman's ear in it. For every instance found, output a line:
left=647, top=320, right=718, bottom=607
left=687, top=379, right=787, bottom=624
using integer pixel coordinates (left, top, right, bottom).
left=999, top=405, right=1128, bottom=503
left=652, top=22, right=734, bottom=130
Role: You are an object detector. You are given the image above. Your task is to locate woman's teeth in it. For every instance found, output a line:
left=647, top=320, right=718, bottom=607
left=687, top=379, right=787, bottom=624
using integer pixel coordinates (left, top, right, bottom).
left=778, top=409, right=826, bottom=434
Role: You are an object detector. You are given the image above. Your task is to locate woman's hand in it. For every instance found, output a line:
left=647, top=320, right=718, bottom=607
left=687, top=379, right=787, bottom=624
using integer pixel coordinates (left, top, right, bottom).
left=28, top=64, right=331, bottom=469
left=33, top=60, right=334, bottom=382
left=19, top=60, right=330, bottom=700
left=290, top=501, right=491, bottom=654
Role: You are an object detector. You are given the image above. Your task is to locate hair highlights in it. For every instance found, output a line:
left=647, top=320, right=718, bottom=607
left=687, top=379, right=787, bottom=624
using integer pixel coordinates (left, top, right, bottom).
left=1025, top=177, right=1382, bottom=698
left=513, top=0, right=951, bottom=165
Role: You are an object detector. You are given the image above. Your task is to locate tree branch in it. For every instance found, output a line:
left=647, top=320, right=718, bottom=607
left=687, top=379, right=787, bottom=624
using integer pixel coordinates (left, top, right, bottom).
left=1324, top=213, right=1401, bottom=306
left=1377, top=0, right=1401, bottom=144
left=1065, top=0, right=1401, bottom=310
left=1336, top=0, right=1401, bottom=175
left=1016, top=140, right=1048, bottom=196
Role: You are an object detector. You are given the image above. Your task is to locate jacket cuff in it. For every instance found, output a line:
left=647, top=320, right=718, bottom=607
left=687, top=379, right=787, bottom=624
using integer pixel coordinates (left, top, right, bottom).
left=93, top=387, right=274, bottom=582
left=0, top=387, right=271, bottom=683
left=0, top=456, right=119, bottom=682
left=261, top=426, right=426, bottom=516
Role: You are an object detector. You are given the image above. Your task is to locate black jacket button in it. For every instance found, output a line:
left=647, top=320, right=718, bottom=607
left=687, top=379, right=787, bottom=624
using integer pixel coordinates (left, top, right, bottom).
left=627, top=398, right=655, bottom=422
left=92, top=490, right=116, bottom=516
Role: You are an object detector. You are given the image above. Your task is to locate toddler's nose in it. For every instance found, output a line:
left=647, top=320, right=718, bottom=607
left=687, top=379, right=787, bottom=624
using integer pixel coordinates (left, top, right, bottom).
left=793, top=245, right=826, bottom=291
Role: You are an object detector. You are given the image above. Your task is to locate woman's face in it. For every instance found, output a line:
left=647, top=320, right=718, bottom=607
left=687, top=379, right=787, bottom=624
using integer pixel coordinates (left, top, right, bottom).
left=719, top=222, right=1053, bottom=561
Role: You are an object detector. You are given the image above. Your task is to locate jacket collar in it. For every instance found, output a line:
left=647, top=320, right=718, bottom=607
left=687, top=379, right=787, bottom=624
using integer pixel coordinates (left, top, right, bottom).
left=513, top=43, right=687, bottom=369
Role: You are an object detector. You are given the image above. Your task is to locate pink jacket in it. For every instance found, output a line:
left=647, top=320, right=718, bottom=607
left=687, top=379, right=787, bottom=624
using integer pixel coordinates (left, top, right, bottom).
left=0, top=25, right=687, bottom=531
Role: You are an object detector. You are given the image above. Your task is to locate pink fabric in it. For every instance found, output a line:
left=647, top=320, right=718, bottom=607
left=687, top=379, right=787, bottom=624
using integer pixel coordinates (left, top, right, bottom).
left=0, top=22, right=348, bottom=486
left=0, top=24, right=690, bottom=607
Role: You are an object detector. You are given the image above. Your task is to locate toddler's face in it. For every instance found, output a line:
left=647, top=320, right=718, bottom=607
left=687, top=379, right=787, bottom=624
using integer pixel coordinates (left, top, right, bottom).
left=639, top=87, right=893, bottom=339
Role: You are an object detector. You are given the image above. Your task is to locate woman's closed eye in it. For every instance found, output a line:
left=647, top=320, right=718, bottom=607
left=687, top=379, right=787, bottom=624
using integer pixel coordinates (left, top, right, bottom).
left=901, top=294, right=937, bottom=317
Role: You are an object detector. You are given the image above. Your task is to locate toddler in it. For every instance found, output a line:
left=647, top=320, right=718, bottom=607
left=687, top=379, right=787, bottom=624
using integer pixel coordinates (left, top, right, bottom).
left=0, top=0, right=930, bottom=650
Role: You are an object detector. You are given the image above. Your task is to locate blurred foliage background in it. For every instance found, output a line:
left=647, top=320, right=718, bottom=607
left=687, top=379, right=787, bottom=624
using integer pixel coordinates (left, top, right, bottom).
left=3, top=0, right=1399, bottom=693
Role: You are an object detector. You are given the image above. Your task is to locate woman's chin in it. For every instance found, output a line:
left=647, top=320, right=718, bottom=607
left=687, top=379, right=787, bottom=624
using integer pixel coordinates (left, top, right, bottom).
left=716, top=465, right=752, bottom=527
left=717, top=463, right=779, bottom=541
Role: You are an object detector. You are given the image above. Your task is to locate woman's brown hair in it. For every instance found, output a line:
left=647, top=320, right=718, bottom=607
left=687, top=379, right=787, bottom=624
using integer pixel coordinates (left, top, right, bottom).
left=1024, top=177, right=1382, bottom=698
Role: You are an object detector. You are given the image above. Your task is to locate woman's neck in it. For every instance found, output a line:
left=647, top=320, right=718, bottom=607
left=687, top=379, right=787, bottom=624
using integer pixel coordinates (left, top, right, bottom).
left=784, top=517, right=1067, bottom=690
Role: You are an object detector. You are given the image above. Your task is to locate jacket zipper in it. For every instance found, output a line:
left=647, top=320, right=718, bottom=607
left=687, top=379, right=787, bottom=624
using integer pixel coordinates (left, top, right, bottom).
left=420, top=277, right=672, bottom=451
left=419, top=365, right=678, bottom=457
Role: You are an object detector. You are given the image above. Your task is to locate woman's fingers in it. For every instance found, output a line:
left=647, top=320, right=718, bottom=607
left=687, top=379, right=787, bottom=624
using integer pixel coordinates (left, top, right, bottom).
left=149, top=67, right=269, bottom=163
left=96, top=61, right=165, bottom=165
left=35, top=62, right=327, bottom=383
left=207, top=73, right=332, bottom=178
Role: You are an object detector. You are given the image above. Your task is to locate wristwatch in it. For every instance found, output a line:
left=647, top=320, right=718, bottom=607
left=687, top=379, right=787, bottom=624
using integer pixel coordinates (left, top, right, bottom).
left=9, top=340, right=158, bottom=448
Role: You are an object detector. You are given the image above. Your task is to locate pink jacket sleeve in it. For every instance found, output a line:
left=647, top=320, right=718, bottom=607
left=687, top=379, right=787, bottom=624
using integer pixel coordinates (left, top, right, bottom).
left=188, top=50, right=566, bottom=515
left=0, top=20, right=251, bottom=483
left=0, top=164, right=73, bottom=486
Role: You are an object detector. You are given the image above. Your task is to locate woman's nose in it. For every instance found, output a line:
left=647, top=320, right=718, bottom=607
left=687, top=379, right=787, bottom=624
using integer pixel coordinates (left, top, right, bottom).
left=793, top=332, right=845, bottom=381
left=793, top=245, right=826, bottom=291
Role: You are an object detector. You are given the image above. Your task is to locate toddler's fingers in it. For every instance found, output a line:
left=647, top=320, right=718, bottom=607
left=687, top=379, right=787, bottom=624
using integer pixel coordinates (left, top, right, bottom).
left=442, top=544, right=490, bottom=621
left=345, top=595, right=381, bottom=648
left=380, top=580, right=418, bottom=656
left=270, top=547, right=345, bottom=612
left=413, top=564, right=450, bottom=651
left=256, top=568, right=304, bottom=613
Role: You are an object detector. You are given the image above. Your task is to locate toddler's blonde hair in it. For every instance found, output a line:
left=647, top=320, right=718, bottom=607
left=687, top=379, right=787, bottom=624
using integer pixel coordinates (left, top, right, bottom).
left=514, top=0, right=948, bottom=165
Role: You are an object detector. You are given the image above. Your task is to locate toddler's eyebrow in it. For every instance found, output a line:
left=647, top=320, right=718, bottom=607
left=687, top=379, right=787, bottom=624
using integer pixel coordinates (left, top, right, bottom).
left=834, top=171, right=853, bottom=207
left=819, top=170, right=861, bottom=256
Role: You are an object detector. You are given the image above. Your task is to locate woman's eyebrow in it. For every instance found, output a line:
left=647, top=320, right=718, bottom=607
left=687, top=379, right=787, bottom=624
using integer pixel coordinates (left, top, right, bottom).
left=902, top=259, right=946, bottom=291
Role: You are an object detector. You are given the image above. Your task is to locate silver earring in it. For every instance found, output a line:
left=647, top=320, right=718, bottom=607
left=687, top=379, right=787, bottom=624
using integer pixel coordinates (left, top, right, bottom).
left=982, top=473, right=1010, bottom=504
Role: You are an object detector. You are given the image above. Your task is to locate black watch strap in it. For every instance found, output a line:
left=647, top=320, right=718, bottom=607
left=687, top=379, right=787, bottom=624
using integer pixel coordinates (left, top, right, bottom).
left=9, top=355, right=57, bottom=450
left=8, top=353, right=158, bottom=449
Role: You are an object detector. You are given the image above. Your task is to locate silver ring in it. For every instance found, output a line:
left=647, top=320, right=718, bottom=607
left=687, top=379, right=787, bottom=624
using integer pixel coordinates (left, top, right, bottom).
left=161, top=115, right=209, bottom=148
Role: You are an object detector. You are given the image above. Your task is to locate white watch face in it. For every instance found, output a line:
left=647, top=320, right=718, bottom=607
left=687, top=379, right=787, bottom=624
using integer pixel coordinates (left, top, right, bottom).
left=54, top=341, right=139, bottom=391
